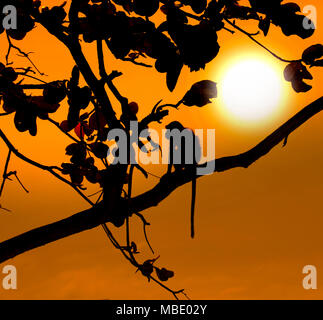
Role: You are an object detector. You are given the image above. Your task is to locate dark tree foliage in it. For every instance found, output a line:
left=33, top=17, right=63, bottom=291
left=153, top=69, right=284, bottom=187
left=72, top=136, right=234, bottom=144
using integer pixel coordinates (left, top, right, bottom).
left=0, top=0, right=322, bottom=298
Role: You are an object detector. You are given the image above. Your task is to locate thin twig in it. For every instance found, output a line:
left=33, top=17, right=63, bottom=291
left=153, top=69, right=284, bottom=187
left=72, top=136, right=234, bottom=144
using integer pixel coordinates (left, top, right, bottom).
left=0, top=150, right=12, bottom=198
left=96, top=40, right=108, bottom=79
left=47, top=117, right=80, bottom=144
left=224, top=18, right=301, bottom=63
left=150, top=275, right=189, bottom=300
left=134, top=212, right=155, bottom=254
left=0, top=205, right=11, bottom=213
left=0, top=128, right=93, bottom=205
left=120, top=58, right=152, bottom=68
left=87, top=189, right=103, bottom=198
left=19, top=84, right=48, bottom=89
left=6, top=33, right=45, bottom=75
left=7, top=171, right=29, bottom=193
left=16, top=73, right=48, bottom=84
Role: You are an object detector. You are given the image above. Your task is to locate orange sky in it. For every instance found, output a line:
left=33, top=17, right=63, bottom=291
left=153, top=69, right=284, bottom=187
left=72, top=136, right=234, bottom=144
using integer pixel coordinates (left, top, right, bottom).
left=0, top=0, right=322, bottom=299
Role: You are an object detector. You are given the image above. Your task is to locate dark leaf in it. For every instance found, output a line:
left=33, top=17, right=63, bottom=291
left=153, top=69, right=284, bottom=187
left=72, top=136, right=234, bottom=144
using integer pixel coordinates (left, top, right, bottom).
left=90, top=142, right=109, bottom=159
left=182, top=80, right=217, bottom=107
left=302, top=44, right=323, bottom=65
left=43, top=81, right=66, bottom=104
left=166, top=58, right=183, bottom=92
left=291, top=79, right=312, bottom=93
left=311, top=60, right=323, bottom=67
left=133, top=0, right=159, bottom=17
left=190, top=0, right=207, bottom=14
left=259, top=16, right=271, bottom=36
left=71, top=66, right=80, bottom=87
left=155, top=267, right=174, bottom=282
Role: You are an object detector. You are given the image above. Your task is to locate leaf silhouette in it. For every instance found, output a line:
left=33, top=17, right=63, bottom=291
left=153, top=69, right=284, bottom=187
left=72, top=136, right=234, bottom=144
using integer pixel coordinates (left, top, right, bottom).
left=302, top=44, right=323, bottom=65
left=284, top=62, right=313, bottom=93
left=155, top=267, right=175, bottom=282
left=183, top=80, right=217, bottom=107
left=133, top=0, right=159, bottom=17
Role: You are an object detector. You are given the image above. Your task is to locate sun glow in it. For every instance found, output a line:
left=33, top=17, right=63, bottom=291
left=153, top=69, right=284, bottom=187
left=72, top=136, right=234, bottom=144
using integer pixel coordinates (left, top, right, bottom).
left=218, top=58, right=285, bottom=125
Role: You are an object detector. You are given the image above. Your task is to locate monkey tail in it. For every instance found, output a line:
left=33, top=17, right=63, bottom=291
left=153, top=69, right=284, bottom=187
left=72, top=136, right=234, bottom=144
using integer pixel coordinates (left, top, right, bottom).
left=191, top=175, right=196, bottom=238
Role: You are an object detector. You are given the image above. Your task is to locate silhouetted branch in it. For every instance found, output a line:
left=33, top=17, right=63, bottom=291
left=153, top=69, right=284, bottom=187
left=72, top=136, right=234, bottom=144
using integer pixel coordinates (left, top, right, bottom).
left=96, top=40, right=108, bottom=79
left=224, top=18, right=302, bottom=63
left=0, top=150, right=12, bottom=198
left=6, top=171, right=29, bottom=193
left=47, top=117, right=80, bottom=144
left=19, top=84, right=48, bottom=89
left=0, top=129, right=93, bottom=205
left=16, top=72, right=48, bottom=84
left=0, top=205, right=11, bottom=213
left=6, top=32, right=45, bottom=75
left=120, top=58, right=152, bottom=68
left=150, top=275, right=188, bottom=300
left=132, top=96, right=323, bottom=212
left=0, top=205, right=103, bottom=262
left=0, top=96, right=322, bottom=263
left=34, top=12, right=119, bottom=129
left=134, top=212, right=154, bottom=254
left=105, top=71, right=128, bottom=106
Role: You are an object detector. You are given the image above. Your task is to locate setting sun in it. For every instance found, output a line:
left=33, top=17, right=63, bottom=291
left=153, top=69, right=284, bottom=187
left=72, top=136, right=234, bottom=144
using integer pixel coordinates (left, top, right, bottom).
left=220, top=59, right=283, bottom=122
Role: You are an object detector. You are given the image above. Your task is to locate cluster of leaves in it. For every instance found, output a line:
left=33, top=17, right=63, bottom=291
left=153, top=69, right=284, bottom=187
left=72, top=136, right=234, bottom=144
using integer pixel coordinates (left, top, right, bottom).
left=61, top=66, right=93, bottom=134
left=284, top=45, right=323, bottom=92
left=56, top=79, right=215, bottom=202
left=0, top=64, right=66, bottom=135
left=62, top=143, right=100, bottom=185
left=5, top=0, right=319, bottom=94
left=138, top=256, right=174, bottom=282
left=249, top=0, right=314, bottom=38
left=0, top=0, right=319, bottom=199
left=72, top=0, right=318, bottom=92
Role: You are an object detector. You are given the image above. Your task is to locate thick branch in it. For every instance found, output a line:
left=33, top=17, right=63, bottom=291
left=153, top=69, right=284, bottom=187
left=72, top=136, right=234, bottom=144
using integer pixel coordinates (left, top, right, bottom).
left=0, top=97, right=322, bottom=263
left=131, top=96, right=323, bottom=211
left=0, top=204, right=105, bottom=263
left=67, top=39, right=118, bottom=127
left=34, top=12, right=119, bottom=128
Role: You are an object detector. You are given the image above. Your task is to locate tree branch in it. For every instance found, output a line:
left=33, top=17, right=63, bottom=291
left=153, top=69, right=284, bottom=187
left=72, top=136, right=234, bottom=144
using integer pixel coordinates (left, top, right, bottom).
left=0, top=150, right=12, bottom=198
left=0, top=205, right=103, bottom=263
left=0, top=129, right=93, bottom=205
left=0, top=96, right=322, bottom=263
left=131, top=96, right=323, bottom=211
left=34, top=11, right=119, bottom=128
left=224, top=18, right=302, bottom=63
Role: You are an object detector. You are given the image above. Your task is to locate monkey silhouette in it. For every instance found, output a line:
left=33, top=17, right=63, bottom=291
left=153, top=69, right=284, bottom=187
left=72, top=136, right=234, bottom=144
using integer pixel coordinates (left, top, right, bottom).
left=165, top=121, right=201, bottom=238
